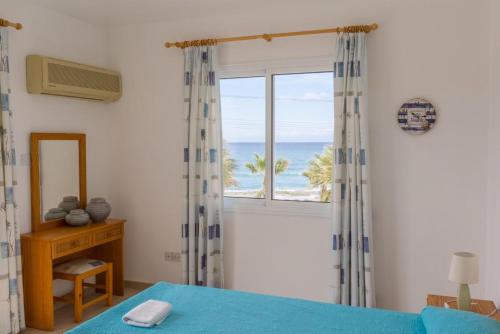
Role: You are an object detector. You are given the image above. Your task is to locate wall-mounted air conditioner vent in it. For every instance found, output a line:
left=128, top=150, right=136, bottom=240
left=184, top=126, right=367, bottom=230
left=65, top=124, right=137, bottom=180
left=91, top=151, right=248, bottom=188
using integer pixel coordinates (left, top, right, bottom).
left=27, top=55, right=122, bottom=102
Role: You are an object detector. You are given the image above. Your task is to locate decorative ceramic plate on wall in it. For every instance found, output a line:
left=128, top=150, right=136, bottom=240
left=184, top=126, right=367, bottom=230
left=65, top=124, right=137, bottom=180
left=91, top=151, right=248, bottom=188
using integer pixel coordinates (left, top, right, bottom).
left=397, top=98, right=437, bottom=134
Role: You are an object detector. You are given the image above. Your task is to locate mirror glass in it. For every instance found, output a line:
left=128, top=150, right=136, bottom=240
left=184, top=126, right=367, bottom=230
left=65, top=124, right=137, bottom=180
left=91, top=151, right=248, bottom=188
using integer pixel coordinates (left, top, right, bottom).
left=39, top=140, right=80, bottom=222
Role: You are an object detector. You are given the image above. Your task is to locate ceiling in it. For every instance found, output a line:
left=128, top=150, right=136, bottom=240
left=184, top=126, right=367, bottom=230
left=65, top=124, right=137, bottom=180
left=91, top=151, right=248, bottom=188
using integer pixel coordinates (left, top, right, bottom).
left=25, top=0, right=328, bottom=26
left=25, top=0, right=429, bottom=28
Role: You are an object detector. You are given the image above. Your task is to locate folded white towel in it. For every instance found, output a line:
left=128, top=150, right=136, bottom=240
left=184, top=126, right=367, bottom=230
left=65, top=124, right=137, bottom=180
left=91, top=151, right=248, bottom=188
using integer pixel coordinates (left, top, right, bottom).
left=122, top=300, right=172, bottom=328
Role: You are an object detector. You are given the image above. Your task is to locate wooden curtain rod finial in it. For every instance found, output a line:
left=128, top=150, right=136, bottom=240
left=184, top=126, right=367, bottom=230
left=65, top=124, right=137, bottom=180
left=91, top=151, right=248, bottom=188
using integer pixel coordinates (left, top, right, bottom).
left=0, top=18, right=23, bottom=30
left=165, top=42, right=176, bottom=48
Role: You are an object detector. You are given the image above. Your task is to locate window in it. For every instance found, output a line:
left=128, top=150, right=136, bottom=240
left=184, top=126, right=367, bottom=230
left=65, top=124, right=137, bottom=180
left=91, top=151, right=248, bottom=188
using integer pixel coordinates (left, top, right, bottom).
left=220, top=63, right=334, bottom=206
left=273, top=72, right=334, bottom=202
left=221, top=77, right=266, bottom=199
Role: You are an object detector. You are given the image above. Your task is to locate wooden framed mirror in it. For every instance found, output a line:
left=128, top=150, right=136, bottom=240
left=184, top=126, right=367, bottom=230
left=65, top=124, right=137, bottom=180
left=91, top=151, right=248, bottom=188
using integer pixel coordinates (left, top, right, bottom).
left=30, top=133, right=87, bottom=232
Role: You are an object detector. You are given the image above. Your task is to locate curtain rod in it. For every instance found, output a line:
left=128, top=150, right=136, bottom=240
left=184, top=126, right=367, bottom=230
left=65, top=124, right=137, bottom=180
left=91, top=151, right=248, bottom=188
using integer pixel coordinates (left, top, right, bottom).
left=164, top=23, right=378, bottom=49
left=0, top=18, right=22, bottom=30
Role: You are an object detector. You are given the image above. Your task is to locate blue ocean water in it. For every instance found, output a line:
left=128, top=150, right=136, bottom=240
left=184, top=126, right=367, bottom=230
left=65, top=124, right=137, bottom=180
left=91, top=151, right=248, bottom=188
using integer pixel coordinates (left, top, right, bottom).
left=225, top=142, right=331, bottom=191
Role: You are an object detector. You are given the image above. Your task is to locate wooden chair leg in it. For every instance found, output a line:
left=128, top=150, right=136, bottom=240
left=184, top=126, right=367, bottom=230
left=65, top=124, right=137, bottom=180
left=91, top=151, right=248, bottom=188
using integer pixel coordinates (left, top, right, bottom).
left=74, top=277, right=83, bottom=323
left=106, top=263, right=113, bottom=306
left=95, top=272, right=104, bottom=294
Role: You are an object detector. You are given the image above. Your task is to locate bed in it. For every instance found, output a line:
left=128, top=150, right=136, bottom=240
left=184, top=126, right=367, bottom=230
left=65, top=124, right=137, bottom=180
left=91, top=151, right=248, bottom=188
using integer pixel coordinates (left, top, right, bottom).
left=67, top=282, right=500, bottom=334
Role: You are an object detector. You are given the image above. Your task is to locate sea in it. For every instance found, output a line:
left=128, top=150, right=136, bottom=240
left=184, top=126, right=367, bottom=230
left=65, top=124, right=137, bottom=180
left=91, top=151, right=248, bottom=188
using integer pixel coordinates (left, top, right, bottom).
left=225, top=142, right=331, bottom=193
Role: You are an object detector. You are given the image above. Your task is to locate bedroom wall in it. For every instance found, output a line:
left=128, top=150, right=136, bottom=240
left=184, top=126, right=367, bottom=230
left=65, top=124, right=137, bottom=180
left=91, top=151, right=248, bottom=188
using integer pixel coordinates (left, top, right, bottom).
left=0, top=0, right=114, bottom=235
left=486, top=0, right=500, bottom=306
left=106, top=0, right=492, bottom=312
left=0, top=0, right=115, bottom=297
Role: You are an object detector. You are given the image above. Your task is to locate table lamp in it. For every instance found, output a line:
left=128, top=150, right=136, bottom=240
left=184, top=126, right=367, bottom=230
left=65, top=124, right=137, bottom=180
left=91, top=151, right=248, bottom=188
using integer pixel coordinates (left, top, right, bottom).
left=448, top=252, right=479, bottom=311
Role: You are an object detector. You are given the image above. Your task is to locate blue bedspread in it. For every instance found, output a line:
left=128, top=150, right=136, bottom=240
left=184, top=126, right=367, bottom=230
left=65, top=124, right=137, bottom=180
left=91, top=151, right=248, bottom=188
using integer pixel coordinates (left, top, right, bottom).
left=67, top=282, right=425, bottom=334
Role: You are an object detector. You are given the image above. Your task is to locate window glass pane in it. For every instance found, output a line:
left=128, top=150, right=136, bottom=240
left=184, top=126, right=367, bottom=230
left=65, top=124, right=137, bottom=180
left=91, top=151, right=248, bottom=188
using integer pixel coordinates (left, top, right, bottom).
left=273, top=72, right=334, bottom=202
left=221, top=77, right=266, bottom=198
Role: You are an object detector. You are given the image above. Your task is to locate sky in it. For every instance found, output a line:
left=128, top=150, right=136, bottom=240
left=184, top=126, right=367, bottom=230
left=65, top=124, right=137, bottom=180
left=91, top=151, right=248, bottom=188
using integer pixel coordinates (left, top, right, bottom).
left=220, top=72, right=334, bottom=143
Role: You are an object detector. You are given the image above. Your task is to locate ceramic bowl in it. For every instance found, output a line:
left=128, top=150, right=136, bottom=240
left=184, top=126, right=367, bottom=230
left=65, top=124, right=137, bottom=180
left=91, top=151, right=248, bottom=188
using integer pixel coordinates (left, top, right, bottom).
left=65, top=209, right=90, bottom=226
left=87, top=197, right=111, bottom=222
left=58, top=196, right=80, bottom=213
left=44, top=208, right=67, bottom=221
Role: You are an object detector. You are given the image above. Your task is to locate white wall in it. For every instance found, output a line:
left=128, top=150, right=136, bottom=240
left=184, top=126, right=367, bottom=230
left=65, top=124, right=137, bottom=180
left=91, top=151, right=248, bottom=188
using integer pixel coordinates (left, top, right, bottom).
left=486, top=0, right=500, bottom=306
left=106, top=0, right=493, bottom=312
left=368, top=1, right=490, bottom=311
left=0, top=0, right=114, bottom=234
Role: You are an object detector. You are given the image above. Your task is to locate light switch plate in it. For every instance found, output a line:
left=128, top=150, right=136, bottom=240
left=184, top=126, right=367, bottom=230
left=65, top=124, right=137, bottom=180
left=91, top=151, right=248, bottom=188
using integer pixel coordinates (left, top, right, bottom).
left=20, top=153, right=30, bottom=166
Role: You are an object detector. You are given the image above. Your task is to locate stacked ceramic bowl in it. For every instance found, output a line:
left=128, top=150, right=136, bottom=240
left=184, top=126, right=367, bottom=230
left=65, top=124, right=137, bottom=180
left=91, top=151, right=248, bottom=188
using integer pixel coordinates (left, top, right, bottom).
left=65, top=209, right=90, bottom=226
left=58, top=196, right=80, bottom=213
left=44, top=208, right=67, bottom=221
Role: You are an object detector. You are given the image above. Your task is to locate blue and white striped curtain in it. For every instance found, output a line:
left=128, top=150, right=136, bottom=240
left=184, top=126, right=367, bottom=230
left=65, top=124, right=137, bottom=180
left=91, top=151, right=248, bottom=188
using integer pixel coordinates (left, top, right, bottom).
left=0, top=28, right=25, bottom=334
left=181, top=45, right=224, bottom=288
left=331, top=32, right=375, bottom=307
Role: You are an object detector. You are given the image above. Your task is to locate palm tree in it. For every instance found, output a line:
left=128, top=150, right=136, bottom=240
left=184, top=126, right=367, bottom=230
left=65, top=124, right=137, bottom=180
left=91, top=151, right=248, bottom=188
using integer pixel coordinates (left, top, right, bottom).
left=245, top=153, right=289, bottom=198
left=223, top=148, right=238, bottom=188
left=303, top=145, right=333, bottom=202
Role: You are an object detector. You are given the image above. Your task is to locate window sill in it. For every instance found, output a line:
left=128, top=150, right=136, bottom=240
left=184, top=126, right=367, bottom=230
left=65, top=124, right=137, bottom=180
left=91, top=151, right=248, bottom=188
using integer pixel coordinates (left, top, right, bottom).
left=223, top=198, right=331, bottom=218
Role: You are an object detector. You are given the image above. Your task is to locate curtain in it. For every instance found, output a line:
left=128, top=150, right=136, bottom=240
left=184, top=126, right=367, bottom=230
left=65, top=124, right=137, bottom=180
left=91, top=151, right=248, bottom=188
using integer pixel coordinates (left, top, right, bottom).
left=331, top=32, right=375, bottom=307
left=0, top=28, right=25, bottom=334
left=181, top=45, right=224, bottom=288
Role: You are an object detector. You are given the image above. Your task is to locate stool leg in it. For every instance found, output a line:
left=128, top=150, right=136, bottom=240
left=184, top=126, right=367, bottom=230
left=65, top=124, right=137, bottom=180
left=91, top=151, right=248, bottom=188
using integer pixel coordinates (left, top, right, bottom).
left=106, top=263, right=113, bottom=306
left=74, top=277, right=83, bottom=323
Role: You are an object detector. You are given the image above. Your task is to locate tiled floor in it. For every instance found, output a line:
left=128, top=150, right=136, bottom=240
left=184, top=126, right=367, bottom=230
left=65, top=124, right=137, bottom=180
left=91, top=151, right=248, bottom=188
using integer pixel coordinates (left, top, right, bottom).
left=22, top=288, right=141, bottom=334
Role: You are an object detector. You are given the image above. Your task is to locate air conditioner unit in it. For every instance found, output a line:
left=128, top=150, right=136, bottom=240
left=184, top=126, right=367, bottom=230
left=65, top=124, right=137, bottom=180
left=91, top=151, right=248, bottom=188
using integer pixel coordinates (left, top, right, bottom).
left=26, top=55, right=122, bottom=102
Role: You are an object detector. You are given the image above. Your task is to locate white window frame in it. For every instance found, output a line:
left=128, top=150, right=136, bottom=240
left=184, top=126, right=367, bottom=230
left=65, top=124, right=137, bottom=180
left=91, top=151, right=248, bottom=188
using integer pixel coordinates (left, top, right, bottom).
left=219, top=57, right=334, bottom=218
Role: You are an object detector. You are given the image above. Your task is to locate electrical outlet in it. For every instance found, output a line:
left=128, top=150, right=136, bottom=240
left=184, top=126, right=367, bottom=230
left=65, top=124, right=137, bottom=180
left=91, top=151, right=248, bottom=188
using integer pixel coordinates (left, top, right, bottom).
left=164, top=251, right=181, bottom=262
left=171, top=252, right=181, bottom=262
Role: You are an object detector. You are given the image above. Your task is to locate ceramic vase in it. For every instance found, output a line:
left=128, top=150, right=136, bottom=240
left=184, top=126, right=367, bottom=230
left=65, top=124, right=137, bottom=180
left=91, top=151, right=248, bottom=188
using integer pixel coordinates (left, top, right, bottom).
left=58, top=196, right=80, bottom=213
left=65, top=209, right=90, bottom=226
left=86, top=197, right=111, bottom=222
left=44, top=208, right=67, bottom=221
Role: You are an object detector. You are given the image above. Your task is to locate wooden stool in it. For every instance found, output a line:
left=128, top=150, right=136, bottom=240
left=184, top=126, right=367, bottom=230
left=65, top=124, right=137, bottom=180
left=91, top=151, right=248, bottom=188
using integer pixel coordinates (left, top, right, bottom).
left=53, top=258, right=113, bottom=322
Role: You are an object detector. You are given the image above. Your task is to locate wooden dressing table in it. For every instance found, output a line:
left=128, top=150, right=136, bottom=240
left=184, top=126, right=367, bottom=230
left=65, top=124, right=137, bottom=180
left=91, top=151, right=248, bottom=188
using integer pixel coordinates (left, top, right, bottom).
left=21, top=219, right=125, bottom=330
left=21, top=133, right=126, bottom=331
